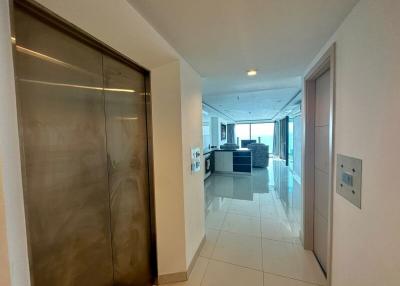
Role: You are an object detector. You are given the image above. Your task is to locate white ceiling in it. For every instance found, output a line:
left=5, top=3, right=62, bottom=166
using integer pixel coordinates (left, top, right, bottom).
left=204, top=87, right=300, bottom=122
left=128, top=0, right=359, bottom=120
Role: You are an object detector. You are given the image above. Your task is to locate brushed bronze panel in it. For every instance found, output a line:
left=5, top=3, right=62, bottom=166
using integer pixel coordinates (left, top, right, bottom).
left=103, top=55, right=153, bottom=286
left=14, top=7, right=113, bottom=286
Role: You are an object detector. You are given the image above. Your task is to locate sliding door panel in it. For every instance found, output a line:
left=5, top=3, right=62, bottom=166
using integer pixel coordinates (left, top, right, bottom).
left=103, top=55, right=152, bottom=285
left=314, top=70, right=331, bottom=273
left=14, top=7, right=113, bottom=286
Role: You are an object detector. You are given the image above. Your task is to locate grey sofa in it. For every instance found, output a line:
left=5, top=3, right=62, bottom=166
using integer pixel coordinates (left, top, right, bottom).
left=248, top=143, right=269, bottom=168
left=220, top=143, right=239, bottom=150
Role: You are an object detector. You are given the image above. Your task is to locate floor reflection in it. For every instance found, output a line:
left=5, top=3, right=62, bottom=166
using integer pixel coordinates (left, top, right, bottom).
left=205, top=159, right=302, bottom=234
left=204, top=167, right=271, bottom=203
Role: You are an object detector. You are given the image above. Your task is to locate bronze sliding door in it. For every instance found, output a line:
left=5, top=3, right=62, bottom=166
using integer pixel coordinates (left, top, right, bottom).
left=103, top=56, right=153, bottom=285
left=13, top=3, right=154, bottom=286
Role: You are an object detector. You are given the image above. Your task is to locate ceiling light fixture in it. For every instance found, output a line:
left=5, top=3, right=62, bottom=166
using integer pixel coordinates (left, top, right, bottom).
left=247, top=69, right=257, bottom=76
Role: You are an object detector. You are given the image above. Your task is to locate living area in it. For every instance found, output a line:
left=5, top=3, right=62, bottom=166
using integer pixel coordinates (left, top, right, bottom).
left=202, top=106, right=281, bottom=204
left=199, top=93, right=316, bottom=284
left=202, top=104, right=277, bottom=231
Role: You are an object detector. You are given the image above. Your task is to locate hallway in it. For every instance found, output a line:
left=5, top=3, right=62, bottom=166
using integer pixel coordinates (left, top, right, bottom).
left=176, top=160, right=326, bottom=286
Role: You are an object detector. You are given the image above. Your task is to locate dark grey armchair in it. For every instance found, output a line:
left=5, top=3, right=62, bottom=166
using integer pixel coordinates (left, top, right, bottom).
left=248, top=143, right=269, bottom=168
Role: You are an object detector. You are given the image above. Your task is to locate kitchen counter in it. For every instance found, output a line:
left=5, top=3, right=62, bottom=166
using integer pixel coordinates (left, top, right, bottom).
left=213, top=149, right=252, bottom=174
left=203, top=147, right=250, bottom=155
left=215, top=148, right=250, bottom=152
left=203, top=147, right=218, bottom=155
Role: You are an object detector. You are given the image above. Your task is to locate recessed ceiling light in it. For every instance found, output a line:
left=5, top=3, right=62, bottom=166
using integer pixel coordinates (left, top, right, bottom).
left=247, top=69, right=257, bottom=76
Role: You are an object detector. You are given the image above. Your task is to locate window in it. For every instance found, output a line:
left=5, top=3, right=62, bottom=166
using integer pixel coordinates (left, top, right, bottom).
left=288, top=119, right=294, bottom=170
left=235, top=124, right=250, bottom=145
left=235, top=123, right=274, bottom=150
left=250, top=123, right=274, bottom=150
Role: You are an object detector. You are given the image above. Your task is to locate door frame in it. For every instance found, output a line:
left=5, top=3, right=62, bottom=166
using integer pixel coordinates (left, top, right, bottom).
left=302, top=43, right=336, bottom=285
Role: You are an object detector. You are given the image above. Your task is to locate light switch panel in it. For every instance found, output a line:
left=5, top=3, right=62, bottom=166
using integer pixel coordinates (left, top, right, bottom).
left=191, top=147, right=201, bottom=173
left=336, top=154, right=362, bottom=208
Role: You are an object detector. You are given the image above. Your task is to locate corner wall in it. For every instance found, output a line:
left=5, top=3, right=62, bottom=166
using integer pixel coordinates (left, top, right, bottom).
left=180, top=61, right=205, bottom=267
left=151, top=61, right=187, bottom=275
left=211, top=117, right=228, bottom=147
left=307, top=0, right=400, bottom=285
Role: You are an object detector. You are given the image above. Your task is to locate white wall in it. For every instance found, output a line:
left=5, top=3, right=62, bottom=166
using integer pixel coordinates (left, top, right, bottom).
left=202, top=112, right=212, bottom=150
left=202, top=104, right=233, bottom=149
left=180, top=61, right=205, bottom=267
left=0, top=1, right=30, bottom=285
left=1, top=0, right=205, bottom=283
left=151, top=61, right=187, bottom=275
left=307, top=0, right=400, bottom=285
left=152, top=60, right=205, bottom=274
left=211, top=117, right=228, bottom=147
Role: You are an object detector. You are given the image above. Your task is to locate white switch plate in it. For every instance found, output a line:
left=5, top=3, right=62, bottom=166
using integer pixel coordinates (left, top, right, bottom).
left=191, top=147, right=201, bottom=173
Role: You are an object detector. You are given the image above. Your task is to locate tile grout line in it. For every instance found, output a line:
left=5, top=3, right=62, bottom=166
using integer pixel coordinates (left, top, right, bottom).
left=209, top=227, right=221, bottom=259
left=199, top=258, right=210, bottom=286
left=259, top=194, right=265, bottom=286
left=208, top=257, right=263, bottom=273
left=201, top=200, right=231, bottom=286
left=214, top=228, right=301, bottom=246
left=262, top=269, right=325, bottom=286
left=208, top=255, right=324, bottom=286
left=227, top=210, right=261, bottom=218
left=209, top=201, right=230, bottom=258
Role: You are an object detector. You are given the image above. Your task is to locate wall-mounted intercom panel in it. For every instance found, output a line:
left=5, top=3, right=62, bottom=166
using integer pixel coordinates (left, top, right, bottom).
left=336, top=154, right=362, bottom=208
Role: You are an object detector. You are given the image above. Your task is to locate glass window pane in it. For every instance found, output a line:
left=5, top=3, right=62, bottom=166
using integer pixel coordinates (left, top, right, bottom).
left=288, top=119, right=294, bottom=169
left=235, top=124, right=250, bottom=146
left=293, top=116, right=302, bottom=177
left=250, top=123, right=274, bottom=150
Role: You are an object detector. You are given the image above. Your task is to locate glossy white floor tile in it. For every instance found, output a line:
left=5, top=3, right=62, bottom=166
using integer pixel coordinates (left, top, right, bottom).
left=205, top=211, right=226, bottom=230
left=174, top=256, right=323, bottom=286
left=262, top=238, right=326, bottom=285
left=261, top=217, right=300, bottom=243
left=228, top=199, right=260, bottom=217
left=221, top=213, right=261, bottom=236
left=260, top=203, right=285, bottom=220
left=201, top=260, right=263, bottom=286
left=202, top=159, right=326, bottom=286
left=212, top=231, right=262, bottom=270
left=167, top=256, right=209, bottom=286
left=205, top=197, right=231, bottom=229
left=263, top=272, right=319, bottom=286
left=200, top=229, right=220, bottom=258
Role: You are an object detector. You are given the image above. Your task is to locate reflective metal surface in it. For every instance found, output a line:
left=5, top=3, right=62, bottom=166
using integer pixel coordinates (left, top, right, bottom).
left=15, top=7, right=113, bottom=286
left=103, top=56, right=152, bottom=285
left=14, top=4, right=153, bottom=286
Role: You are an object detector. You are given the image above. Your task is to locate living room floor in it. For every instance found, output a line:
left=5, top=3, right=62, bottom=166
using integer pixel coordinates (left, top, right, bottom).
left=171, top=159, right=326, bottom=286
